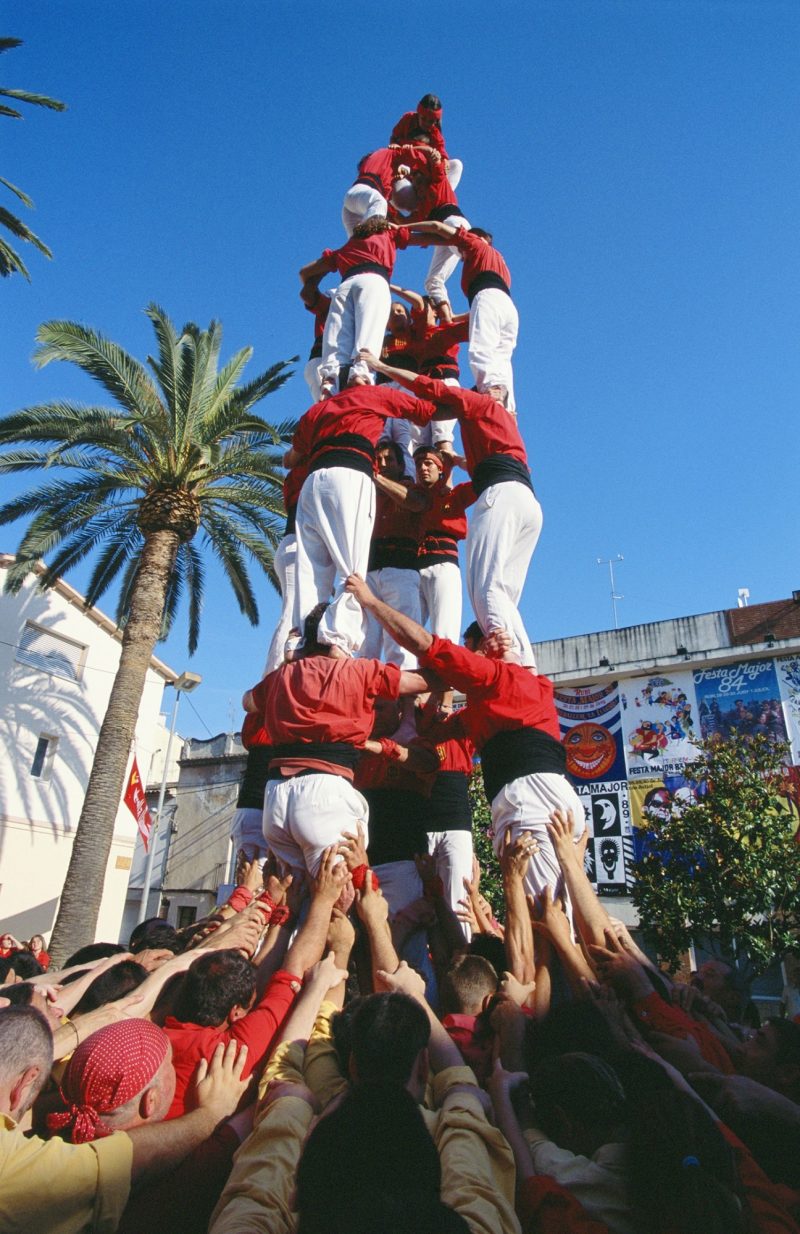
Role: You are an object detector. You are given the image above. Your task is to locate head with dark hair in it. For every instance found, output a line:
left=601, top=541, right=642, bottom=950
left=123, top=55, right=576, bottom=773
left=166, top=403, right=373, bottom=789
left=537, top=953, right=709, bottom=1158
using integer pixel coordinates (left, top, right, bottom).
left=0, top=1006, right=54, bottom=1120
left=27, top=935, right=46, bottom=956
left=738, top=1017, right=800, bottom=1099
left=128, top=920, right=182, bottom=956
left=0, top=956, right=16, bottom=985
left=172, top=950, right=255, bottom=1028
left=351, top=216, right=394, bottom=241
left=296, top=1083, right=451, bottom=1234
left=1, top=982, right=34, bottom=1008
left=526, top=997, right=623, bottom=1076
left=64, top=942, right=127, bottom=968
left=462, top=620, right=483, bottom=652
left=440, top=954, right=498, bottom=1016
left=330, top=995, right=368, bottom=1076
left=72, top=960, right=148, bottom=1017
left=2, top=981, right=64, bottom=1029
left=417, top=93, right=442, bottom=112
left=348, top=993, right=430, bottom=1095
left=469, top=227, right=493, bottom=245
left=8, top=951, right=43, bottom=981
left=468, top=933, right=506, bottom=979
left=376, top=439, right=406, bottom=478
left=530, top=1052, right=627, bottom=1154
left=622, top=1050, right=746, bottom=1234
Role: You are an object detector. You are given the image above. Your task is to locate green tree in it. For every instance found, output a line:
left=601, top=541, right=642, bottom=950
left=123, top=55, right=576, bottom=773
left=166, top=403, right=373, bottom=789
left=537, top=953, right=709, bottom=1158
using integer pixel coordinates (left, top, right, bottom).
left=468, top=772, right=504, bottom=921
left=0, top=305, right=296, bottom=963
left=1, top=37, right=66, bottom=279
left=632, top=733, right=800, bottom=981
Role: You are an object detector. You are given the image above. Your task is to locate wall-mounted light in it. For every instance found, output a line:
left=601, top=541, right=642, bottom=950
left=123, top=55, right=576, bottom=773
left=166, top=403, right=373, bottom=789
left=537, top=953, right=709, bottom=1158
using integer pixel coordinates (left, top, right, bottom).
left=765, top=632, right=776, bottom=648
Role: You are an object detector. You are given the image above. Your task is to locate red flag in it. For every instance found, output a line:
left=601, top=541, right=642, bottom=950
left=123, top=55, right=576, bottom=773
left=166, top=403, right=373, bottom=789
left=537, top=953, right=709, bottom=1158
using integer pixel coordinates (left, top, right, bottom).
left=124, top=756, right=153, bottom=852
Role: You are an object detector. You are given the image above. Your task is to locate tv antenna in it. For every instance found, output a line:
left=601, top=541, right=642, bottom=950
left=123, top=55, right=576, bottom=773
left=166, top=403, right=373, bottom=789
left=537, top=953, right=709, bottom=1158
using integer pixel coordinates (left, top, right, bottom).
left=597, top=555, right=624, bottom=629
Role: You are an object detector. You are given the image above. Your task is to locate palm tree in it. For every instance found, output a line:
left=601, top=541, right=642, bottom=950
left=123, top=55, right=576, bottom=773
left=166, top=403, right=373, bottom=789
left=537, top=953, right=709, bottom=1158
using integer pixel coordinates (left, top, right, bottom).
left=0, top=304, right=297, bottom=963
left=1, top=37, right=66, bottom=279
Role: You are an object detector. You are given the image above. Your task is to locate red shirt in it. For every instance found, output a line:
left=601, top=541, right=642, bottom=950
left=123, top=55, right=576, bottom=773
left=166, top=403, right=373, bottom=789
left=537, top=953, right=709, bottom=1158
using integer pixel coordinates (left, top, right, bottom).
left=258, top=656, right=402, bottom=779
left=630, top=991, right=736, bottom=1073
left=418, top=478, right=474, bottom=543
left=303, top=289, right=330, bottom=358
left=354, top=146, right=427, bottom=197
left=320, top=227, right=410, bottom=280
left=419, top=637, right=560, bottom=751
left=407, top=375, right=528, bottom=476
left=163, top=969, right=300, bottom=1119
left=453, top=229, right=512, bottom=297
left=390, top=111, right=448, bottom=158
left=411, top=157, right=459, bottom=219
left=292, top=385, right=437, bottom=463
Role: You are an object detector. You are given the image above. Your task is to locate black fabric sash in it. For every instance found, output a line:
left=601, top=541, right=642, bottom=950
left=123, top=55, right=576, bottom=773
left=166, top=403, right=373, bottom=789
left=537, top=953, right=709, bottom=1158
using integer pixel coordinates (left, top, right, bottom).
left=369, top=537, right=420, bottom=572
left=430, top=203, right=465, bottom=223
left=363, top=787, right=429, bottom=865
left=427, top=770, right=472, bottom=830
left=342, top=261, right=390, bottom=282
left=309, top=432, right=375, bottom=478
left=466, top=270, right=512, bottom=305
left=481, top=727, right=566, bottom=805
left=472, top=454, right=533, bottom=497
left=418, top=534, right=459, bottom=567
left=268, top=741, right=358, bottom=779
left=237, top=745, right=272, bottom=810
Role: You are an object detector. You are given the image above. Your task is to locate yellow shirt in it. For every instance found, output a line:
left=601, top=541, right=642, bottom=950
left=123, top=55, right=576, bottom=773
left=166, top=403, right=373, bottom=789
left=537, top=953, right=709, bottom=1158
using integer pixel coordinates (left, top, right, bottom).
left=0, top=1113, right=132, bottom=1234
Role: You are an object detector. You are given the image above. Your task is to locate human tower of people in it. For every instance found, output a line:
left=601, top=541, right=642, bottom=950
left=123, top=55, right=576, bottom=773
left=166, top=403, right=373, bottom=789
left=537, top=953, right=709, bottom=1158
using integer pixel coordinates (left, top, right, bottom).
left=231, top=92, right=585, bottom=930
left=3, top=95, right=797, bottom=1234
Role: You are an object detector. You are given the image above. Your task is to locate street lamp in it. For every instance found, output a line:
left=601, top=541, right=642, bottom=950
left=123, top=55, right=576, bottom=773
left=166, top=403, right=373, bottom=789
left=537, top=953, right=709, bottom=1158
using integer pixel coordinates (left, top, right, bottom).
left=136, top=670, right=201, bottom=924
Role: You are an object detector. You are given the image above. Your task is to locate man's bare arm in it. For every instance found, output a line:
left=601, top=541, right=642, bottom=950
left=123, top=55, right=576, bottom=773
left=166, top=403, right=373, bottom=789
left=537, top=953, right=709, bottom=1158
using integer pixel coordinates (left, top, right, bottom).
left=389, top=283, right=426, bottom=312
left=298, top=255, right=331, bottom=285
left=407, top=220, right=459, bottom=244
left=375, top=472, right=430, bottom=513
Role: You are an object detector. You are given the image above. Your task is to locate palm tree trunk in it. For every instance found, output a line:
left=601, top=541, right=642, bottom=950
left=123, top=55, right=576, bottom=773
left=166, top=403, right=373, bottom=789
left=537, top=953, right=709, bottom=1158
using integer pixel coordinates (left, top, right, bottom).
left=48, top=530, right=179, bottom=967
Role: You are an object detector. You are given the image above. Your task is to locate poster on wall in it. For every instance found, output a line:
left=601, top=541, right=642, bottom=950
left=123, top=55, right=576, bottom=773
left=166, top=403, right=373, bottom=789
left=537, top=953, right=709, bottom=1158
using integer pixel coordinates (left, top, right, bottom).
left=554, top=682, right=632, bottom=893
left=620, top=671, right=699, bottom=779
left=628, top=770, right=706, bottom=862
left=693, top=659, right=788, bottom=744
left=777, top=655, right=800, bottom=764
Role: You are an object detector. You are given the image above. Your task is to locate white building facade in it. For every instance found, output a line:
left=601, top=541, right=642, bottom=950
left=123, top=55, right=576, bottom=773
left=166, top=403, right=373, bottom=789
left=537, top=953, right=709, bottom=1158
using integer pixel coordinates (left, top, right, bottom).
left=0, top=555, right=177, bottom=945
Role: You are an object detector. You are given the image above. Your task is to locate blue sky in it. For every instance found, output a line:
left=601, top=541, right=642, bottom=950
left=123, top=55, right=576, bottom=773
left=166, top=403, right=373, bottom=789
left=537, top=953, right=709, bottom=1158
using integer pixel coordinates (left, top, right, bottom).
left=2, top=1, right=799, bottom=738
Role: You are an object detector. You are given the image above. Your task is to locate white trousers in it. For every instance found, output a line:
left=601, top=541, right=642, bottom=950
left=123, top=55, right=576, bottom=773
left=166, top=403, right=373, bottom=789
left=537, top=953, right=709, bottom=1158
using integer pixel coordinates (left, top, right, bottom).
left=362, top=567, right=421, bottom=668
left=466, top=481, right=542, bottom=666
left=419, top=560, right=462, bottom=642
left=294, top=468, right=374, bottom=654
left=393, top=159, right=464, bottom=213
left=490, top=773, right=585, bottom=908
left=469, top=288, right=519, bottom=412
left=372, top=860, right=423, bottom=916
left=320, top=274, right=391, bottom=389
left=304, top=357, right=323, bottom=405
left=264, top=773, right=369, bottom=879
left=230, top=807, right=269, bottom=859
left=341, top=183, right=388, bottom=238
left=264, top=534, right=296, bottom=674
left=427, top=828, right=474, bottom=939
left=424, top=213, right=470, bottom=306
left=381, top=393, right=458, bottom=479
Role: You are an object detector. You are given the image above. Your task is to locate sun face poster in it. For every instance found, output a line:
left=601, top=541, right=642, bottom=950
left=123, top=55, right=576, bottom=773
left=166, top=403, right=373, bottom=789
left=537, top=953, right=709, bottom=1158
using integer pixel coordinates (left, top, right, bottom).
left=554, top=682, right=632, bottom=894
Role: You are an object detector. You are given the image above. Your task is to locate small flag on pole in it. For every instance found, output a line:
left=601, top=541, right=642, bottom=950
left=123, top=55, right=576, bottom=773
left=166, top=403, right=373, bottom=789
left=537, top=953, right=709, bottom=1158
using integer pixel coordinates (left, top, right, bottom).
left=124, top=756, right=153, bottom=851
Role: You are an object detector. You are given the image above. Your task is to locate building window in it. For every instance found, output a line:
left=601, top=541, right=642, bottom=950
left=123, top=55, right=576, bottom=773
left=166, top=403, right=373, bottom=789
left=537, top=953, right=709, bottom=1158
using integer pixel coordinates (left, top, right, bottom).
left=30, top=735, right=58, bottom=780
left=177, top=905, right=197, bottom=930
left=15, top=622, right=87, bottom=682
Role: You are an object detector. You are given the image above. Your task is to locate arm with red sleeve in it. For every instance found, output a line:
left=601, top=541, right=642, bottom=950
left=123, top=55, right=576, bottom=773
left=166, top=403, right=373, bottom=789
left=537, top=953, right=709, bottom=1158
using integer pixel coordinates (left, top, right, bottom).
left=630, top=991, right=736, bottom=1074
left=390, top=112, right=447, bottom=157
left=228, top=969, right=302, bottom=1077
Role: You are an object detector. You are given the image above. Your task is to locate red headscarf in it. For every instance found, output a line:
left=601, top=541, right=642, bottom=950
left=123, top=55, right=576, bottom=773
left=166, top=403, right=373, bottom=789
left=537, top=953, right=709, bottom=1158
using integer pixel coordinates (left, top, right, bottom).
left=48, top=1019, right=169, bottom=1143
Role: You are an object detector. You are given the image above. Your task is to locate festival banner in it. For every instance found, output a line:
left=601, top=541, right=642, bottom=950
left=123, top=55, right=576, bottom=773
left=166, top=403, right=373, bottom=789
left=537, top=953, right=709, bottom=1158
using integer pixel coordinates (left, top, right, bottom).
left=554, top=682, right=632, bottom=893
left=776, top=655, right=800, bottom=764
left=693, top=658, right=788, bottom=744
left=620, top=670, right=700, bottom=779
left=124, top=756, right=153, bottom=851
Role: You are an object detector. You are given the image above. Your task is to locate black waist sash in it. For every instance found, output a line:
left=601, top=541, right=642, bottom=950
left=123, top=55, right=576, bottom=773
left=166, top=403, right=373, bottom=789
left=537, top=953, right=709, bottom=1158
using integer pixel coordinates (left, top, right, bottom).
left=428, top=770, right=472, bottom=830
left=466, top=270, right=512, bottom=305
left=369, top=536, right=420, bottom=571
left=363, top=787, right=429, bottom=865
left=418, top=533, right=459, bottom=567
left=342, top=261, right=390, bottom=283
left=309, top=432, right=375, bottom=478
left=237, top=745, right=272, bottom=810
left=284, top=502, right=297, bottom=536
left=268, top=741, right=358, bottom=780
left=354, top=173, right=386, bottom=195
left=481, top=727, right=566, bottom=805
left=430, top=203, right=465, bottom=223
left=309, top=339, right=322, bottom=360
left=472, top=454, right=533, bottom=497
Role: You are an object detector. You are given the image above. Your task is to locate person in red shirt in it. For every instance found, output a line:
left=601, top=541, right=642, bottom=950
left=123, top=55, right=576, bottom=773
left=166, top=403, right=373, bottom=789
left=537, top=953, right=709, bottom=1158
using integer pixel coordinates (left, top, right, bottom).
left=408, top=221, right=519, bottom=411
left=388, top=92, right=464, bottom=206
left=360, top=354, right=541, bottom=666
left=341, top=144, right=427, bottom=237
left=344, top=576, right=585, bottom=903
left=299, top=284, right=330, bottom=404
left=299, top=217, right=414, bottom=394
left=283, top=382, right=436, bottom=655
left=409, top=156, right=472, bottom=319
left=244, top=605, right=434, bottom=878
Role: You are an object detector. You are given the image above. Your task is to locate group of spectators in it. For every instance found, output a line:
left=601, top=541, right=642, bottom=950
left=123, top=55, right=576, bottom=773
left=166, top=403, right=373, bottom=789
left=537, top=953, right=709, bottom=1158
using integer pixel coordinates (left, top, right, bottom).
left=1, top=806, right=799, bottom=1234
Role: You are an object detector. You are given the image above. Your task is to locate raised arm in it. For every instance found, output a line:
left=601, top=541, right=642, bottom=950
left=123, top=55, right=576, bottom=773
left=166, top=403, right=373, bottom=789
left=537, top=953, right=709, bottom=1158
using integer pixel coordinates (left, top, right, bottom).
left=548, top=807, right=614, bottom=949
left=407, top=220, right=460, bottom=244
left=500, top=829, right=537, bottom=987
left=375, top=471, right=430, bottom=513
left=389, top=283, right=426, bottom=312
left=346, top=573, right=433, bottom=656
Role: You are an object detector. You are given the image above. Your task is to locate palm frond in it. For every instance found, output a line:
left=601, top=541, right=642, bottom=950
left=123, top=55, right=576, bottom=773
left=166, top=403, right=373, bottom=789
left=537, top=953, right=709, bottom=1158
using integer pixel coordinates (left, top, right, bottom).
left=37, top=507, right=138, bottom=587
left=0, top=87, right=66, bottom=112
left=83, top=523, right=143, bottom=609
left=33, top=321, right=164, bottom=421
left=0, top=473, right=134, bottom=524
left=159, top=548, right=184, bottom=642
left=0, top=229, right=28, bottom=276
left=144, top=303, right=181, bottom=424
left=183, top=542, right=205, bottom=654
left=224, top=358, right=298, bottom=417
left=0, top=176, right=33, bottom=207
left=200, top=510, right=261, bottom=624
left=0, top=205, right=51, bottom=254
left=0, top=38, right=24, bottom=54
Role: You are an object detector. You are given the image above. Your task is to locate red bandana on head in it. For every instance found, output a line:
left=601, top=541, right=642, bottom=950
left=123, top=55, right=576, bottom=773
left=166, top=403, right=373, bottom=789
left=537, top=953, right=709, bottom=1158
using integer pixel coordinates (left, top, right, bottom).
left=48, top=1019, right=169, bottom=1143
